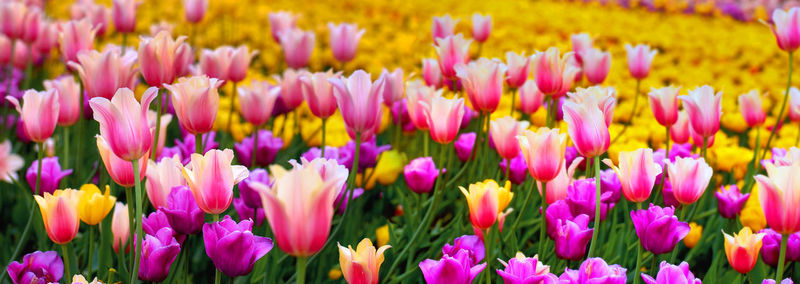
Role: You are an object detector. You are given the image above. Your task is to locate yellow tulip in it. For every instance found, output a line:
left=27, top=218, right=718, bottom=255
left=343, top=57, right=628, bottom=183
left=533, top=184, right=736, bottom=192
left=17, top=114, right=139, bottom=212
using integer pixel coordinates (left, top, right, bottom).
left=376, top=224, right=390, bottom=247
left=338, top=238, right=391, bottom=284
left=723, top=227, right=764, bottom=274
left=740, top=187, right=767, bottom=232
left=683, top=222, right=702, bottom=248
left=78, top=184, right=116, bottom=226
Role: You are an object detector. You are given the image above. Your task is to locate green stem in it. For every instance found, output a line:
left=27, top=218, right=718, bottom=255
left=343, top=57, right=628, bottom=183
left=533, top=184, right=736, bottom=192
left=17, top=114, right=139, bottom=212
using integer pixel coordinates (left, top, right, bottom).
left=753, top=127, right=761, bottom=172
left=545, top=97, right=553, bottom=128
left=130, top=159, right=143, bottom=284
left=195, top=133, right=203, bottom=154
left=321, top=118, right=327, bottom=157
left=654, top=126, right=670, bottom=203
left=22, top=59, right=32, bottom=90
left=86, top=226, right=94, bottom=276
left=227, top=82, right=237, bottom=146
left=701, top=137, right=708, bottom=161
left=510, top=88, right=517, bottom=117
left=35, top=142, right=44, bottom=195
left=121, top=33, right=128, bottom=55
left=63, top=127, right=71, bottom=173
left=2, top=190, right=36, bottom=281
left=633, top=202, right=643, bottom=284
left=124, top=186, right=134, bottom=268
left=213, top=214, right=221, bottom=284
left=538, top=182, right=548, bottom=254
left=587, top=156, right=601, bottom=257
left=776, top=233, right=788, bottom=281
left=251, top=126, right=259, bottom=169
left=151, top=89, right=163, bottom=160
left=483, top=226, right=493, bottom=284
left=505, top=159, right=511, bottom=182
left=760, top=51, right=793, bottom=163
left=423, top=130, right=430, bottom=157
left=296, top=257, right=307, bottom=284
left=62, top=244, right=72, bottom=282
left=340, top=132, right=361, bottom=213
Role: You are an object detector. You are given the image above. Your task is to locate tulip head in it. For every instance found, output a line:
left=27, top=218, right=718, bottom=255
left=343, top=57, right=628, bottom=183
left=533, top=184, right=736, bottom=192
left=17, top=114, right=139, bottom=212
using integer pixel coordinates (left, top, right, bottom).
left=459, top=179, right=513, bottom=229
left=337, top=238, right=391, bottom=284
left=34, top=189, right=82, bottom=244
left=723, top=227, right=765, bottom=274
left=77, top=184, right=116, bottom=226
left=179, top=149, right=249, bottom=215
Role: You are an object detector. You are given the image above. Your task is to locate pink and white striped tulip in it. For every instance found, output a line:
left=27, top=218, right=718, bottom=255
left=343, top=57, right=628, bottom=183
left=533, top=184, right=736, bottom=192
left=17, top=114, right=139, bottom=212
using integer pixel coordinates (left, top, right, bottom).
left=112, top=0, right=140, bottom=33
left=604, top=148, right=662, bottom=203
left=268, top=11, right=298, bottom=42
left=432, top=15, right=458, bottom=42
left=237, top=80, right=280, bottom=126
left=768, top=8, right=800, bottom=52
left=455, top=57, right=506, bottom=113
left=406, top=80, right=443, bottom=131
left=648, top=86, right=681, bottom=127
left=228, top=45, right=258, bottom=83
left=490, top=116, right=530, bottom=160
left=68, top=46, right=139, bottom=100
left=381, top=68, right=404, bottom=107
left=505, top=51, right=530, bottom=89
left=329, top=70, right=386, bottom=140
left=6, top=89, right=59, bottom=143
left=567, top=86, right=616, bottom=127
left=434, top=34, right=472, bottom=79
left=89, top=87, right=156, bottom=161
left=471, top=13, right=491, bottom=43
left=422, top=58, right=443, bottom=88
left=421, top=96, right=465, bottom=144
left=97, top=136, right=148, bottom=188
left=164, top=75, right=221, bottom=135
left=199, top=46, right=234, bottom=82
left=58, top=19, right=98, bottom=65
left=755, top=160, right=800, bottom=234
left=671, top=110, right=691, bottom=144
left=571, top=33, right=593, bottom=63
left=518, top=80, right=544, bottom=114
left=563, top=95, right=610, bottom=158
left=328, top=22, right=365, bottom=63
left=178, top=149, right=249, bottom=215
left=624, top=44, right=657, bottom=80
left=138, top=31, right=190, bottom=87
left=300, top=70, right=340, bottom=119
left=43, top=76, right=81, bottom=127
left=679, top=85, right=722, bottom=138
left=666, top=157, right=713, bottom=205
left=145, top=156, right=186, bottom=209
left=279, top=28, right=315, bottom=69
left=532, top=47, right=580, bottom=97
left=517, top=127, right=567, bottom=182
left=580, top=48, right=611, bottom=85
left=738, top=89, right=766, bottom=127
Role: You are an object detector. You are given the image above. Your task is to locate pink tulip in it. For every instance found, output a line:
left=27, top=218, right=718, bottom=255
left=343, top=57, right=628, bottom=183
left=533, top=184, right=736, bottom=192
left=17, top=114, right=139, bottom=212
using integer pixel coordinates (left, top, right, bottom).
left=0, top=2, right=28, bottom=39
left=517, top=127, right=567, bottom=182
left=89, top=87, right=156, bottom=161
left=149, top=21, right=174, bottom=37
left=33, top=20, right=58, bottom=53
left=329, top=70, right=386, bottom=140
left=138, top=31, right=190, bottom=87
left=422, top=58, right=443, bottom=88
left=689, top=124, right=715, bottom=149
left=111, top=202, right=129, bottom=252
left=738, top=90, right=766, bottom=127
left=432, top=15, right=458, bottom=42
left=112, top=0, right=140, bottom=33
left=19, top=7, right=41, bottom=43
left=199, top=46, right=234, bottom=82
left=571, top=33, right=593, bottom=64
left=97, top=136, right=148, bottom=188
left=300, top=70, right=340, bottom=119
left=580, top=48, right=611, bottom=85
left=71, top=0, right=110, bottom=37
left=145, top=156, right=186, bottom=209
left=666, top=157, right=713, bottom=205
left=567, top=86, right=616, bottom=127
left=532, top=47, right=580, bottom=97
left=58, top=19, right=98, bottom=64
left=421, top=96, right=464, bottom=144
left=471, top=13, right=491, bottom=43
left=6, top=89, right=59, bottom=143
left=505, top=51, right=530, bottom=89
left=328, top=22, right=365, bottom=63
left=518, top=80, right=544, bottom=114
left=147, top=110, right=171, bottom=157
left=279, top=28, right=315, bottom=69
left=7, top=40, right=30, bottom=69
left=181, top=0, right=208, bottom=24
left=490, top=116, right=530, bottom=160
left=624, top=44, right=657, bottom=80
left=648, top=86, right=681, bottom=127
left=406, top=80, right=442, bottom=130
left=237, top=80, right=280, bottom=126
left=455, top=57, right=506, bottom=113
left=164, top=75, right=222, bottom=134
left=178, top=149, right=249, bottom=215
left=671, top=110, right=691, bottom=144
left=539, top=157, right=583, bottom=204
left=268, top=11, right=298, bottom=42
left=68, top=46, right=139, bottom=100
left=768, top=8, right=800, bottom=52
left=0, top=35, right=12, bottom=65
left=277, top=69, right=309, bottom=111
left=228, top=45, right=258, bottom=83
left=678, top=85, right=722, bottom=138
left=381, top=68, right=404, bottom=107
left=434, top=34, right=472, bottom=80
left=789, top=87, right=800, bottom=122
left=43, top=76, right=81, bottom=127
left=563, top=95, right=610, bottom=158
left=755, top=160, right=800, bottom=234
left=604, top=148, right=662, bottom=203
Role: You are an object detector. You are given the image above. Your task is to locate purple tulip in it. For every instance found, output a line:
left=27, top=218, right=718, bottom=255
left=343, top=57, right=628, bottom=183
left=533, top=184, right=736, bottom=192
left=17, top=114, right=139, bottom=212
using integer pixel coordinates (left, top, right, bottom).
left=559, top=258, right=626, bottom=284
left=668, top=143, right=696, bottom=162
left=340, top=138, right=391, bottom=172
left=301, top=146, right=350, bottom=166
left=404, top=157, right=439, bottom=194
left=598, top=168, right=621, bottom=202
left=554, top=217, right=593, bottom=261
left=566, top=178, right=616, bottom=222
left=631, top=204, right=690, bottom=255
left=661, top=179, right=680, bottom=207
left=442, top=235, right=485, bottom=265
left=161, top=186, right=205, bottom=235
left=234, top=130, right=284, bottom=168
left=138, top=227, right=181, bottom=282
left=641, top=261, right=701, bottom=284
left=335, top=187, right=364, bottom=214
left=454, top=132, right=476, bottom=163
left=545, top=200, right=591, bottom=239
left=238, top=169, right=270, bottom=208
left=760, top=229, right=800, bottom=266
left=161, top=133, right=219, bottom=164
left=715, top=184, right=749, bottom=219
left=419, top=249, right=486, bottom=284
left=762, top=147, right=788, bottom=168
left=762, top=279, right=794, bottom=284
left=6, top=251, right=63, bottom=284
left=233, top=197, right=266, bottom=226
left=565, top=146, right=587, bottom=171
left=497, top=253, right=559, bottom=284
left=143, top=210, right=186, bottom=244
left=460, top=106, right=477, bottom=130
left=203, top=215, right=273, bottom=277
left=391, top=99, right=415, bottom=132
left=26, top=157, right=72, bottom=195
left=499, top=154, right=528, bottom=185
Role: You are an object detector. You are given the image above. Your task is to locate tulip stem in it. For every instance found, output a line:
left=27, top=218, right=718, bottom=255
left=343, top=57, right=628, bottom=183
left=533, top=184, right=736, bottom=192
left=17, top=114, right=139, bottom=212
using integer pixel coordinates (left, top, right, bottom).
left=124, top=186, right=134, bottom=268
left=227, top=82, right=237, bottom=146
left=2, top=186, right=36, bottom=282
left=295, top=257, right=307, bottom=284
left=196, top=133, right=203, bottom=154
left=587, top=155, right=601, bottom=258
left=62, top=244, right=72, bottom=282
left=151, top=89, right=163, bottom=160
left=130, top=159, right=143, bottom=284
left=760, top=51, right=793, bottom=164
left=86, top=226, right=94, bottom=276
left=538, top=182, right=548, bottom=254
left=752, top=127, right=761, bottom=173
left=776, top=233, right=788, bottom=281
left=63, top=127, right=71, bottom=172
left=654, top=126, right=670, bottom=203
left=213, top=214, right=221, bottom=284
left=251, top=126, right=259, bottom=169
left=121, top=33, right=128, bottom=55
left=321, top=118, right=327, bottom=157
left=505, top=159, right=511, bottom=182
left=510, top=88, right=517, bottom=117
left=701, top=137, right=708, bottom=161
left=483, top=226, right=493, bottom=284
left=504, top=181, right=536, bottom=244
left=423, top=131, right=429, bottom=157
left=545, top=97, right=553, bottom=128
left=339, top=132, right=361, bottom=212
left=633, top=202, right=643, bottom=284
left=35, top=142, right=44, bottom=195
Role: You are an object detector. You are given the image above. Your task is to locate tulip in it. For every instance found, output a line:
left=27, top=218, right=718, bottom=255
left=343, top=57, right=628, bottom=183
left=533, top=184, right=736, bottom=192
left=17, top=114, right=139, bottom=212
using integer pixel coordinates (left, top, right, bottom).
left=723, top=227, right=765, bottom=274
left=553, top=217, right=593, bottom=261
left=563, top=96, right=610, bottom=158
left=631, top=204, right=690, bottom=254
left=432, top=15, right=458, bottom=42
left=300, top=70, right=340, bottom=119
left=77, top=184, right=116, bottom=225
left=755, top=160, right=800, bottom=235
left=89, top=87, right=155, bottom=161
left=739, top=89, right=766, bottom=127
left=6, top=251, right=63, bottom=284
left=441, top=235, right=485, bottom=265
left=517, top=127, right=567, bottom=182
left=760, top=229, right=800, bottom=266
left=328, top=22, right=365, bottom=63
left=138, top=31, right=189, bottom=87
left=684, top=222, right=703, bottom=248
left=339, top=139, right=391, bottom=171
left=419, top=249, right=486, bottom=284
left=455, top=58, right=506, bottom=113
left=160, top=185, right=205, bottom=235
left=164, top=75, right=221, bottom=135
left=789, top=88, right=800, bottom=122
left=181, top=0, right=208, bottom=23
left=276, top=68, right=308, bottom=112
left=71, top=1, right=110, bottom=36
left=625, top=44, right=657, bottom=80
left=257, top=158, right=348, bottom=257
left=203, top=215, right=273, bottom=277
left=641, top=261, right=701, bottom=284
left=329, top=70, right=385, bottom=140
left=490, top=116, right=528, bottom=160
left=138, top=227, right=180, bottom=282
left=580, top=48, right=611, bottom=85
left=499, top=155, right=529, bottom=185
left=453, top=132, right=476, bottom=162
left=768, top=8, right=800, bottom=52
left=337, top=238, right=390, bottom=284
left=665, top=157, right=712, bottom=205
left=228, top=46, right=258, bottom=83
left=198, top=46, right=234, bottom=81
left=0, top=2, right=31, bottom=39
left=422, top=58, right=443, bottom=88
left=279, top=28, right=315, bottom=69
left=25, top=157, right=72, bottom=196
left=762, top=279, right=795, bottom=284
left=560, top=258, right=627, bottom=284
left=34, top=189, right=82, bottom=244
left=648, top=86, right=681, bottom=127
left=571, top=33, right=593, bottom=64
left=518, top=80, right=544, bottom=114
left=603, top=148, right=662, bottom=203
left=237, top=80, right=280, bottom=126
left=678, top=85, right=722, bottom=139
left=234, top=130, right=284, bottom=168
left=496, top=252, right=557, bottom=283
left=33, top=20, right=58, bottom=53
left=69, top=46, right=139, bottom=100
left=268, top=11, right=297, bottom=42
left=112, top=0, right=139, bottom=33
left=142, top=210, right=184, bottom=243
left=381, top=68, right=404, bottom=107
left=111, top=202, right=129, bottom=253
left=532, top=47, right=580, bottom=97
left=403, top=157, right=439, bottom=194
left=434, top=34, right=472, bottom=79
left=58, top=19, right=97, bottom=65
left=0, top=140, right=22, bottom=183
left=460, top=179, right=513, bottom=229
left=670, top=110, right=691, bottom=144
left=501, top=52, right=530, bottom=91
left=233, top=197, right=266, bottom=226
left=7, top=89, right=59, bottom=143
left=178, top=149, right=248, bottom=215
left=471, top=13, right=491, bottom=43
left=406, top=80, right=442, bottom=130
left=145, top=156, right=186, bottom=209
left=566, top=178, right=615, bottom=222
left=43, top=76, right=81, bottom=126
left=97, top=136, right=148, bottom=188
left=566, top=86, right=616, bottom=127
left=716, top=184, right=750, bottom=219
left=421, top=96, right=464, bottom=144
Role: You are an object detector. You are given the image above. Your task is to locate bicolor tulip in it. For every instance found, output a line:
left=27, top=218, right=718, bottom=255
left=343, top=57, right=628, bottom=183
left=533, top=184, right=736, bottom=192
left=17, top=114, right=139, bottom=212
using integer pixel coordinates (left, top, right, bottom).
left=571, top=33, right=593, bottom=64
left=6, top=251, right=64, bottom=284
left=71, top=1, right=110, bottom=36
left=517, top=127, right=567, bottom=182
left=338, top=238, right=391, bottom=284
left=328, top=22, right=365, bottom=63
left=97, top=136, right=148, bottom=188
left=203, top=215, right=273, bottom=277
left=641, top=261, right=701, bottom=284
left=497, top=252, right=557, bottom=283
left=404, top=157, right=439, bottom=194
left=432, top=15, right=458, bottom=42
left=505, top=51, right=530, bottom=89
left=518, top=80, right=544, bottom=114
left=715, top=184, right=750, bottom=219
left=238, top=168, right=269, bottom=208
left=238, top=80, right=280, bottom=126
left=490, top=116, right=529, bottom=160
left=178, top=149, right=248, bottom=215
left=768, top=8, right=800, bottom=52
left=276, top=68, right=308, bottom=112
left=164, top=75, right=221, bottom=134
left=381, top=68, right=404, bottom=107
left=723, top=227, right=765, bottom=274
left=138, top=227, right=180, bottom=282
left=566, top=86, right=616, bottom=126
left=580, top=48, right=611, bottom=85
left=112, top=0, right=140, bottom=33
left=666, top=157, right=713, bottom=205
left=89, top=87, right=156, bottom=161
left=77, top=184, right=116, bottom=225
left=790, top=88, right=800, bottom=122
left=300, top=70, right=340, bottom=119
left=0, top=2, right=34, bottom=40
left=228, top=45, right=257, bottom=83
left=671, top=110, right=691, bottom=143
left=434, top=34, right=472, bottom=79
left=145, top=156, right=186, bottom=209
left=69, top=46, right=139, bottom=100
left=138, top=31, right=190, bottom=87
left=456, top=57, right=506, bottom=113
left=739, top=89, right=766, bottom=127
left=755, top=160, right=800, bottom=234
left=199, top=46, right=233, bottom=82
left=603, top=148, right=662, bottom=203
left=624, top=44, right=657, bottom=79
left=459, top=179, right=513, bottom=229
left=648, top=86, right=681, bottom=127
left=0, top=140, right=23, bottom=183
left=34, top=189, right=82, bottom=244
left=419, top=249, right=486, bottom=284
left=329, top=70, right=386, bottom=140
left=559, top=258, right=626, bottom=284
left=26, top=157, right=72, bottom=195
left=422, top=58, right=443, bottom=88
left=279, top=28, right=315, bottom=69
left=471, top=13, right=491, bottom=43
left=43, top=76, right=81, bottom=126
left=678, top=85, right=722, bottom=138
left=58, top=19, right=97, bottom=64
left=268, top=11, right=297, bottom=42
left=406, top=80, right=442, bottom=130
left=532, top=47, right=580, bottom=97
left=7, top=89, right=59, bottom=143
left=563, top=96, right=610, bottom=158
left=421, top=96, right=464, bottom=144
left=631, top=204, right=690, bottom=254
left=111, top=202, right=129, bottom=253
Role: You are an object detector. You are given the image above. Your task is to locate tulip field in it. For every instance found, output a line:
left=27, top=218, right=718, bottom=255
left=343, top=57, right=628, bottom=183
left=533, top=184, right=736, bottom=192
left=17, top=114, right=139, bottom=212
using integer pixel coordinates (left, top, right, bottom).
left=3, top=0, right=800, bottom=283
